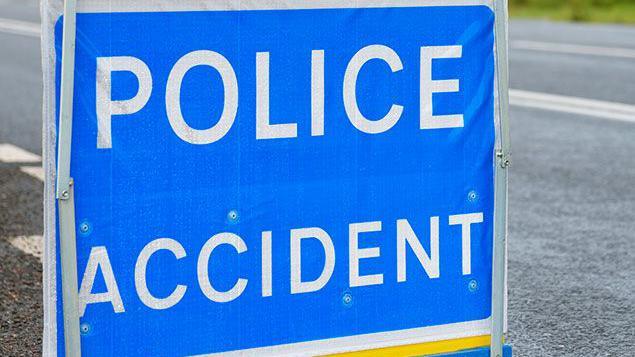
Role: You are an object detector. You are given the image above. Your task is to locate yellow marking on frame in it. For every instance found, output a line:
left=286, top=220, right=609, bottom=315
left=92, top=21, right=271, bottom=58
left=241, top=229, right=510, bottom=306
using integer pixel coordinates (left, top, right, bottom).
left=327, top=335, right=490, bottom=357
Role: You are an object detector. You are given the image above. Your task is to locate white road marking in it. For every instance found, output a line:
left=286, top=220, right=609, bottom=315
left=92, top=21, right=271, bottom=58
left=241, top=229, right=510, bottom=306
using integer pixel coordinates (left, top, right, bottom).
left=0, top=143, right=44, bottom=181
left=0, top=143, right=44, bottom=260
left=512, top=40, right=635, bottom=60
left=9, top=235, right=43, bottom=261
left=0, top=17, right=40, bottom=38
left=510, top=89, right=635, bottom=123
left=0, top=143, right=41, bottom=163
left=20, top=165, right=45, bottom=181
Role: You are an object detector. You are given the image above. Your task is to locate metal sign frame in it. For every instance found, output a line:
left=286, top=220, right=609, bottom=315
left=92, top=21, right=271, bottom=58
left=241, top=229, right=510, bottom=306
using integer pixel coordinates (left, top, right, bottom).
left=55, top=0, right=80, bottom=356
left=50, top=1, right=511, bottom=356
left=491, top=0, right=511, bottom=356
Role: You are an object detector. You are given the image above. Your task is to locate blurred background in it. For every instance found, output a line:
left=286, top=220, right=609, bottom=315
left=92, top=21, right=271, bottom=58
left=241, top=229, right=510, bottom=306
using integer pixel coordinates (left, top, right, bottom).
left=509, top=0, right=635, bottom=24
left=0, top=1, right=633, bottom=355
left=511, top=0, right=635, bottom=23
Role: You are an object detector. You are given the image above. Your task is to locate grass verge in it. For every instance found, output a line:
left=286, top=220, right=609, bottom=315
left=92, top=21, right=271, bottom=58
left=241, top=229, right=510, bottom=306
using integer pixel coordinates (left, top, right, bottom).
left=510, top=2, right=635, bottom=24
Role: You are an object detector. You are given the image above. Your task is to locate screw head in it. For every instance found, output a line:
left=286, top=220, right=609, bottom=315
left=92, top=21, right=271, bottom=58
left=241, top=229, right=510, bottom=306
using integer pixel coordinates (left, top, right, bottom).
left=227, top=210, right=239, bottom=223
left=468, top=279, right=478, bottom=292
left=80, top=323, right=90, bottom=335
left=78, top=221, right=92, bottom=236
left=342, top=292, right=353, bottom=307
left=79, top=223, right=89, bottom=233
left=61, top=190, right=69, bottom=199
left=468, top=190, right=478, bottom=202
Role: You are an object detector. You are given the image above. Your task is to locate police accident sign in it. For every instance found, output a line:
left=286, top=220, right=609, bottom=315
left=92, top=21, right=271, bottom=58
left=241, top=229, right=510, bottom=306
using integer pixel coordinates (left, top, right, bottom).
left=42, top=1, right=506, bottom=355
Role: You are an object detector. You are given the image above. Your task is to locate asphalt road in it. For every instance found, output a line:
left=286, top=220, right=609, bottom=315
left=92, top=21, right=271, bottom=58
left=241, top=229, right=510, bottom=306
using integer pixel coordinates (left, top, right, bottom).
left=0, top=3, right=634, bottom=356
left=507, top=20, right=635, bottom=356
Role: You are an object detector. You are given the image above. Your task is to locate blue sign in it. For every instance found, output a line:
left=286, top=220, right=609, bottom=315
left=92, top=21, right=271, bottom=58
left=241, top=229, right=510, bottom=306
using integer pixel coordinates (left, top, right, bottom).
left=55, top=2, right=496, bottom=355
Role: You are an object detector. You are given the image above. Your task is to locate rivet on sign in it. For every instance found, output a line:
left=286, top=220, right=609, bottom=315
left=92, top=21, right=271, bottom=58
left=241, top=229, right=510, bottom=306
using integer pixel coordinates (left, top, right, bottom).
left=227, top=210, right=239, bottom=223
left=342, top=292, right=353, bottom=307
left=468, top=279, right=478, bottom=292
left=80, top=323, right=91, bottom=335
left=468, top=190, right=478, bottom=202
left=79, top=221, right=91, bottom=236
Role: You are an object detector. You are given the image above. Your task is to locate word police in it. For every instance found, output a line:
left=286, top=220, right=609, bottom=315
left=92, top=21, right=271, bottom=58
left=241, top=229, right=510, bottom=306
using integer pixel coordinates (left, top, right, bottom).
left=97, top=44, right=464, bottom=149
left=79, top=213, right=483, bottom=316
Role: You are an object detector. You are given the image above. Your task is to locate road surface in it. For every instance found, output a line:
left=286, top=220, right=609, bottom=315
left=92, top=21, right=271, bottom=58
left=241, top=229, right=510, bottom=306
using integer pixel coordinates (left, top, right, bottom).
left=0, top=2, right=634, bottom=356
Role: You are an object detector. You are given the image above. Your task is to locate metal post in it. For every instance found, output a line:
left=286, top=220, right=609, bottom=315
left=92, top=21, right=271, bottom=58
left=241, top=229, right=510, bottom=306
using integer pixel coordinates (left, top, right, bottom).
left=491, top=0, right=511, bottom=357
left=56, top=0, right=81, bottom=356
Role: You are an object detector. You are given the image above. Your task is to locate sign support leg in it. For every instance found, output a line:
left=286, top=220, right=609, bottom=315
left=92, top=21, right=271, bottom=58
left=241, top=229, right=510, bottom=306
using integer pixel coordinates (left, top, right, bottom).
left=56, top=0, right=80, bottom=355
left=492, top=1, right=511, bottom=357
left=58, top=182, right=80, bottom=357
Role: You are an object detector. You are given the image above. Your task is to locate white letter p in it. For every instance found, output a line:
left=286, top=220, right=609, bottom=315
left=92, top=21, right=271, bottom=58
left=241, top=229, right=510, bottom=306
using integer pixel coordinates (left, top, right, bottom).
left=96, top=56, right=152, bottom=149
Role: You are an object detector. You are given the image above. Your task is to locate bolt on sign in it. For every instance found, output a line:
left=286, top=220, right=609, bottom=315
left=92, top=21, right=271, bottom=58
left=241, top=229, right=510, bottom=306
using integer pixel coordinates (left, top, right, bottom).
left=41, top=1, right=511, bottom=356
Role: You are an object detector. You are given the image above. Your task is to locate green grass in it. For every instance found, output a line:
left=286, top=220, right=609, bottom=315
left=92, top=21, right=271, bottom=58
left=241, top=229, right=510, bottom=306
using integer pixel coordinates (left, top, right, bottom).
left=510, top=1, right=635, bottom=24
